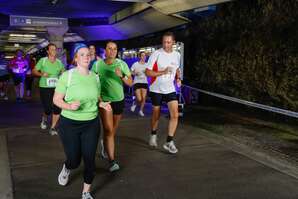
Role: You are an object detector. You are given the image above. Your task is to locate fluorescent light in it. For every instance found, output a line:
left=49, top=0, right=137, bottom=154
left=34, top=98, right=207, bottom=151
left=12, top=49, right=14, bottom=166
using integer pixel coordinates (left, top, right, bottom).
left=23, top=34, right=37, bottom=38
left=9, top=34, right=23, bottom=37
left=5, top=56, right=14, bottom=59
left=14, top=43, right=20, bottom=47
left=9, top=34, right=36, bottom=38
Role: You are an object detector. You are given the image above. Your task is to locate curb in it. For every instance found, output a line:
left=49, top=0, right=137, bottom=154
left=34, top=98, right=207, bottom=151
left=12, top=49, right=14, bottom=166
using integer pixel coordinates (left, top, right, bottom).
left=0, top=134, right=13, bottom=199
left=186, top=125, right=298, bottom=180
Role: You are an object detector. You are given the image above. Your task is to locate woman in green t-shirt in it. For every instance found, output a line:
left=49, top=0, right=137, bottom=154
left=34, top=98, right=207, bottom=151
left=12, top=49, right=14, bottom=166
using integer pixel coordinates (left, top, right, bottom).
left=33, top=43, right=65, bottom=135
left=91, top=41, right=133, bottom=172
left=53, top=43, right=111, bottom=199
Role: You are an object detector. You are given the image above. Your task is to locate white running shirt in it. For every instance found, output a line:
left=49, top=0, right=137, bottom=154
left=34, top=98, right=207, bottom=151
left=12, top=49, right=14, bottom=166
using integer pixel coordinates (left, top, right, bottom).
left=147, top=48, right=180, bottom=94
left=131, top=62, right=148, bottom=84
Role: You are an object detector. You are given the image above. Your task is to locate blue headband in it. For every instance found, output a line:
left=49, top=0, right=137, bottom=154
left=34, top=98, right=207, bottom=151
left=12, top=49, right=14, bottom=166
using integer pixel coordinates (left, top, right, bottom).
left=73, top=43, right=87, bottom=54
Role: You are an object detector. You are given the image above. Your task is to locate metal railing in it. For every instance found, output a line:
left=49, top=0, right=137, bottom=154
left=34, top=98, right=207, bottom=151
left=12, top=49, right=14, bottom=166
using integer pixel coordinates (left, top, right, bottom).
left=182, top=85, right=298, bottom=119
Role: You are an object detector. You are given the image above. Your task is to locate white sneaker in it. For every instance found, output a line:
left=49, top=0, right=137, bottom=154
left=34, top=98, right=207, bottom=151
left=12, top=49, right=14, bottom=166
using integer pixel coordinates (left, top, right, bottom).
left=138, top=110, right=145, bottom=117
left=58, top=164, right=70, bottom=186
left=82, top=192, right=94, bottom=199
left=40, top=119, right=47, bottom=130
left=100, top=139, right=108, bottom=159
left=49, top=128, right=58, bottom=136
left=130, top=104, right=136, bottom=112
left=109, top=161, right=120, bottom=172
left=149, top=134, right=158, bottom=147
left=163, top=141, right=178, bottom=154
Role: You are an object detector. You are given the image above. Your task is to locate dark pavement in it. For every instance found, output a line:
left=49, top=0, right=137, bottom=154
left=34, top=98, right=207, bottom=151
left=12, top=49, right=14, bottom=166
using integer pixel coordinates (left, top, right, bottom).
left=1, top=100, right=298, bottom=199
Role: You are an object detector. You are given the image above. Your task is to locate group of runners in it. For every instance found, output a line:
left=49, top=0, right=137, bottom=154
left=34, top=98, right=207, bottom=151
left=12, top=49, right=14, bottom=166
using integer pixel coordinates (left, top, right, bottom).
left=15, top=31, right=181, bottom=199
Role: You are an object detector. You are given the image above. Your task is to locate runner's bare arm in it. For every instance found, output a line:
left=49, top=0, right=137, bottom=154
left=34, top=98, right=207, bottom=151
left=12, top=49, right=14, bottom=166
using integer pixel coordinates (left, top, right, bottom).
left=121, top=75, right=133, bottom=87
left=32, top=68, right=48, bottom=77
left=115, top=67, right=133, bottom=87
left=53, top=92, right=80, bottom=110
left=175, top=68, right=182, bottom=87
left=145, top=67, right=169, bottom=77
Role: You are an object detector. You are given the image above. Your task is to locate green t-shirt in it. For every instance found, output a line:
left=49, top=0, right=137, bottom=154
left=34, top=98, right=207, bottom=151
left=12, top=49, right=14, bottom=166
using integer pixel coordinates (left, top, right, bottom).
left=55, top=69, right=101, bottom=121
left=35, top=57, right=65, bottom=88
left=91, top=58, right=131, bottom=102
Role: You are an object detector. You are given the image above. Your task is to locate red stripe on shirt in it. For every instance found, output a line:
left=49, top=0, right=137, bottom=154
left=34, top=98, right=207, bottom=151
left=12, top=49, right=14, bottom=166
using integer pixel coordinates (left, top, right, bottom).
left=150, top=60, right=158, bottom=85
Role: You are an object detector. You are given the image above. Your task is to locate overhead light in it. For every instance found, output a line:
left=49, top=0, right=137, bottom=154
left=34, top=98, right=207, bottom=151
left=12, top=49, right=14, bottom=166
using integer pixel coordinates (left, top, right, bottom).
left=9, top=33, right=23, bottom=37
left=23, top=34, right=37, bottom=38
left=14, top=43, right=20, bottom=47
left=50, top=0, right=59, bottom=5
left=9, top=34, right=37, bottom=38
left=5, top=56, right=14, bottom=59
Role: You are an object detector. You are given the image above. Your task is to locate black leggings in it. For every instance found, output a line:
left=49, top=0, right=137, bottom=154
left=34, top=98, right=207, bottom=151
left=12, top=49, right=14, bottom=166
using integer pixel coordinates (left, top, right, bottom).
left=40, top=88, right=61, bottom=115
left=25, top=76, right=34, bottom=91
left=58, top=116, right=100, bottom=184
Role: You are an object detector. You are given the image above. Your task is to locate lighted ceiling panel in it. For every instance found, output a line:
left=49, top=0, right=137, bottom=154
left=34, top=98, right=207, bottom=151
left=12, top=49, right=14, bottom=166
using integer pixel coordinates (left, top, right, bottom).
left=150, top=0, right=233, bottom=15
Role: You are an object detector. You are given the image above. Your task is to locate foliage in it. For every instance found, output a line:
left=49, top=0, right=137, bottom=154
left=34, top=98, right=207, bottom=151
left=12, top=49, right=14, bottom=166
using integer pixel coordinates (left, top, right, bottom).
left=186, top=0, right=298, bottom=111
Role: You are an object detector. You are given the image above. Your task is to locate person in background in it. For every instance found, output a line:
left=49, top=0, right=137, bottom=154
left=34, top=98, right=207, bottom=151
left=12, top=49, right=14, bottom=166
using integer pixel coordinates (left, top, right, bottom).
left=33, top=43, right=65, bottom=135
left=25, top=54, right=36, bottom=100
left=9, top=49, right=29, bottom=102
left=130, top=51, right=148, bottom=117
left=0, top=52, right=10, bottom=100
left=89, top=45, right=100, bottom=69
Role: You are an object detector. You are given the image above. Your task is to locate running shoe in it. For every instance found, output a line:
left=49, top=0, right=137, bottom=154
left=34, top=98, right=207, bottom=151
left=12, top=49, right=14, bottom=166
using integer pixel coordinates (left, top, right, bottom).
left=82, top=192, right=94, bottom=199
left=40, top=118, right=47, bottom=130
left=109, top=161, right=120, bottom=172
left=138, top=110, right=145, bottom=117
left=58, top=164, right=70, bottom=186
left=163, top=141, right=178, bottom=154
left=49, top=128, right=58, bottom=136
left=130, top=104, right=136, bottom=112
left=149, top=134, right=158, bottom=148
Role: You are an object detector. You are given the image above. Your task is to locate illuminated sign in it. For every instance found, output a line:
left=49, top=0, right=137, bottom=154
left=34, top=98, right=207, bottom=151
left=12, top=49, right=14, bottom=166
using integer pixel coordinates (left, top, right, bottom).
left=10, top=15, right=68, bottom=27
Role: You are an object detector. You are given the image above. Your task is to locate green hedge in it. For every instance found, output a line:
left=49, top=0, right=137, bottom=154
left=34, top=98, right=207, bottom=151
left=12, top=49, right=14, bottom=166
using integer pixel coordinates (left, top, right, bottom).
left=187, top=0, right=298, bottom=111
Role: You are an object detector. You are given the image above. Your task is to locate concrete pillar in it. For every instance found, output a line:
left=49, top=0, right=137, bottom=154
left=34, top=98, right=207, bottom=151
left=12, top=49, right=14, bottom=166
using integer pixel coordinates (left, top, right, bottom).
left=46, top=26, right=68, bottom=66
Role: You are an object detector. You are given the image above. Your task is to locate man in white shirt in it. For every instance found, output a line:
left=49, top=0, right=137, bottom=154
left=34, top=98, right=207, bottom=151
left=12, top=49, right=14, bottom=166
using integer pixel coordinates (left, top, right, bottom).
left=145, top=32, right=182, bottom=154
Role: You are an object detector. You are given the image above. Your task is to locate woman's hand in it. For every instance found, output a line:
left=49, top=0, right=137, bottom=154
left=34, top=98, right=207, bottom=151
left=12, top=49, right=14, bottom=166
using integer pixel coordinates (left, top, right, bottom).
left=42, top=72, right=49, bottom=77
left=99, top=101, right=112, bottom=111
left=115, top=67, right=123, bottom=78
left=69, top=101, right=80, bottom=110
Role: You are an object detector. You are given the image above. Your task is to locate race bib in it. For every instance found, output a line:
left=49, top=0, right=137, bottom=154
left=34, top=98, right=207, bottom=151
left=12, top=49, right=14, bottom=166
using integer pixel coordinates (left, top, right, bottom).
left=46, top=78, right=58, bottom=87
left=161, top=70, right=175, bottom=81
